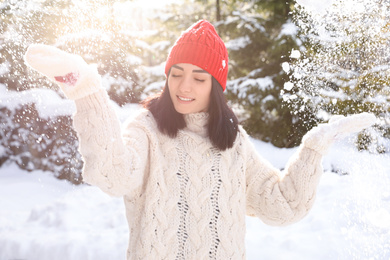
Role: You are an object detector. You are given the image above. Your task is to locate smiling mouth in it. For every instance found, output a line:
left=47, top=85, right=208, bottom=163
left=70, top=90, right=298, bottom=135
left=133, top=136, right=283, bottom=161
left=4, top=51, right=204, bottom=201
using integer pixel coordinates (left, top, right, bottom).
left=177, top=96, right=195, bottom=102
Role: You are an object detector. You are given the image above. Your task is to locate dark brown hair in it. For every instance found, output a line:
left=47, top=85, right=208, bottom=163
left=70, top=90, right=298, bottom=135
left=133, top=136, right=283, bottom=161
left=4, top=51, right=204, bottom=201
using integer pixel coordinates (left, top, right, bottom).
left=142, top=77, right=238, bottom=151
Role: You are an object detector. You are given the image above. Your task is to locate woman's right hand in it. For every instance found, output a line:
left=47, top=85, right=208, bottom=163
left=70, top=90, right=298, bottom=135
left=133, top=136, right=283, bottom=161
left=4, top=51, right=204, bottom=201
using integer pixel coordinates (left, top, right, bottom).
left=24, top=44, right=103, bottom=100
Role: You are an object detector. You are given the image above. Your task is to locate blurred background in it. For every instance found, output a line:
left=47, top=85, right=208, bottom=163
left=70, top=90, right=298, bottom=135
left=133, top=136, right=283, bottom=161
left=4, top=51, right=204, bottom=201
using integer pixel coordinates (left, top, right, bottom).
left=1, top=0, right=389, bottom=184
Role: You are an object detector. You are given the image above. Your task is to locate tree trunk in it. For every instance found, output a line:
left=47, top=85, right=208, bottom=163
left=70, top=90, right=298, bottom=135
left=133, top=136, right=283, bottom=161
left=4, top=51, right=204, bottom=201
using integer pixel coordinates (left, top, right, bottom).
left=216, top=0, right=221, bottom=21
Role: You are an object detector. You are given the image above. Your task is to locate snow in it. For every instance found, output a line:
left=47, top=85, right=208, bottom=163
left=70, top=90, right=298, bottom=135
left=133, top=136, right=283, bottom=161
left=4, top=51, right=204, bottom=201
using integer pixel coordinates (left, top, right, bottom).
left=279, top=22, right=298, bottom=38
left=126, top=54, right=142, bottom=66
left=0, top=164, right=128, bottom=260
left=0, top=84, right=140, bottom=123
left=142, top=62, right=165, bottom=77
left=295, top=0, right=336, bottom=15
left=282, top=62, right=290, bottom=73
left=283, top=82, right=294, bottom=91
left=229, top=75, right=275, bottom=104
left=1, top=134, right=389, bottom=259
left=0, top=84, right=75, bottom=119
left=290, top=49, right=301, bottom=59
left=0, top=61, right=10, bottom=76
left=226, top=35, right=252, bottom=51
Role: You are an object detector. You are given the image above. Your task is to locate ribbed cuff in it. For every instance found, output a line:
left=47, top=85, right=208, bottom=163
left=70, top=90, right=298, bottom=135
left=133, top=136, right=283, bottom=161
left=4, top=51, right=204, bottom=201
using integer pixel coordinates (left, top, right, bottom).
left=75, top=89, right=111, bottom=113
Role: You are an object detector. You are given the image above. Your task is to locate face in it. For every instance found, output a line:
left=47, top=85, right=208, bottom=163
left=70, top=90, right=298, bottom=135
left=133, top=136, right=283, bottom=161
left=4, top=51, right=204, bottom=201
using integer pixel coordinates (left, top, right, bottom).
left=168, top=63, right=212, bottom=114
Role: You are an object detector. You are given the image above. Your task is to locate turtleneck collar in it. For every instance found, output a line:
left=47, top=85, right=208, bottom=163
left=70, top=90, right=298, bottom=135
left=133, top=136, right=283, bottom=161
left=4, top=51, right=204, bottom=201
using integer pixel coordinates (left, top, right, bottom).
left=183, top=112, right=209, bottom=137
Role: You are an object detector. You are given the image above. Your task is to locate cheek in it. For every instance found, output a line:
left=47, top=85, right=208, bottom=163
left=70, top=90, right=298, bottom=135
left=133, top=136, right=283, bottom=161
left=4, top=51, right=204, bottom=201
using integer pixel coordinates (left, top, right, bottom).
left=167, top=78, right=174, bottom=91
left=200, top=85, right=212, bottom=106
left=167, top=79, right=177, bottom=96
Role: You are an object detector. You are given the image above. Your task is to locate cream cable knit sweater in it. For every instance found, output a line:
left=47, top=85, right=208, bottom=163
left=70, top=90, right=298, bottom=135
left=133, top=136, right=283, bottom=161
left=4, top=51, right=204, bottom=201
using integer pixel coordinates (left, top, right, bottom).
left=72, top=89, right=324, bottom=260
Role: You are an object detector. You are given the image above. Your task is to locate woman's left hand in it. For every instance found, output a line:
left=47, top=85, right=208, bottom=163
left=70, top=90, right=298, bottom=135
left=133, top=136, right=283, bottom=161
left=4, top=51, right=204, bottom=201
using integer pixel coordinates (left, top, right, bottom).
left=302, top=112, right=377, bottom=154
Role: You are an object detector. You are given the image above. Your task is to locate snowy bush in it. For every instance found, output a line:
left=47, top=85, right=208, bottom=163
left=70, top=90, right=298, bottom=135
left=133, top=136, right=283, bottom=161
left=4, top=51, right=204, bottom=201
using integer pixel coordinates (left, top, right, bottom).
left=0, top=103, right=83, bottom=184
left=0, top=0, right=160, bottom=182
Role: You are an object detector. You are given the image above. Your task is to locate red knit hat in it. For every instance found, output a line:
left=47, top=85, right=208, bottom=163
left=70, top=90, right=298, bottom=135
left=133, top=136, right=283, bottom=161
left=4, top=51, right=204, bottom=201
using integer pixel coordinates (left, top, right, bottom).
left=165, top=20, right=229, bottom=91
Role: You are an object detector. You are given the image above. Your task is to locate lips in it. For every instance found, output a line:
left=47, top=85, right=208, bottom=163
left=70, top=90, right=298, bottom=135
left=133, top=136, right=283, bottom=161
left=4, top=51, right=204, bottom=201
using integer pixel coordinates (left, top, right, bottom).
left=177, top=95, right=195, bottom=102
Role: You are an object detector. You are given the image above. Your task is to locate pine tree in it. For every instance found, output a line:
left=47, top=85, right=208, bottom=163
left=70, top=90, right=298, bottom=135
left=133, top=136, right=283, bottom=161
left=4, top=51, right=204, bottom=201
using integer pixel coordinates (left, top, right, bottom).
left=288, top=0, right=390, bottom=153
left=217, top=0, right=309, bottom=147
left=0, top=0, right=85, bottom=183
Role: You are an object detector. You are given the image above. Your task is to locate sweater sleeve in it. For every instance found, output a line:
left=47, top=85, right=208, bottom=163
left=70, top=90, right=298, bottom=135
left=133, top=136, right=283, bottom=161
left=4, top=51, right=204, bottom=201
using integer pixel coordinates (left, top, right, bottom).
left=244, top=131, right=323, bottom=226
left=72, top=89, right=148, bottom=197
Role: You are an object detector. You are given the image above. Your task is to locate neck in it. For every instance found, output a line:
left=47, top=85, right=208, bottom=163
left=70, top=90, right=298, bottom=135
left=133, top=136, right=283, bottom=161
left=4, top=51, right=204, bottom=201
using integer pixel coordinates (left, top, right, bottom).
left=183, top=112, right=209, bottom=137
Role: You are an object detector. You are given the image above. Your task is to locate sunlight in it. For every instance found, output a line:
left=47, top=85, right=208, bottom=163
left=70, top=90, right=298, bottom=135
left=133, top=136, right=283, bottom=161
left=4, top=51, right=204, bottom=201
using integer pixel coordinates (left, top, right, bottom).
left=58, top=0, right=180, bottom=37
left=113, top=0, right=180, bottom=30
left=124, top=0, right=179, bottom=10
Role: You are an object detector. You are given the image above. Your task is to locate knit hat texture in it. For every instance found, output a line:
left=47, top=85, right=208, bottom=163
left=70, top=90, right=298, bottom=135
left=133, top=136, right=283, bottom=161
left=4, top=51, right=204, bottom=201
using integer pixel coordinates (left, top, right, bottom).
left=165, top=20, right=229, bottom=91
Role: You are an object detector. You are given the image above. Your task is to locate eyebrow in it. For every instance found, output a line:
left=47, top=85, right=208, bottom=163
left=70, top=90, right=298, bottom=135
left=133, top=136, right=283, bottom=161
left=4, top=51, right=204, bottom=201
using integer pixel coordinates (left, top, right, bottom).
left=172, top=65, right=209, bottom=74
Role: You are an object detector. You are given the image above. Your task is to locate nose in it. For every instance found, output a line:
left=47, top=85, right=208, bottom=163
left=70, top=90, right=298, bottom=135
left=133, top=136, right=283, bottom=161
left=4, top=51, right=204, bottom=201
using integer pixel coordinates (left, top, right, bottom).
left=178, top=75, right=192, bottom=93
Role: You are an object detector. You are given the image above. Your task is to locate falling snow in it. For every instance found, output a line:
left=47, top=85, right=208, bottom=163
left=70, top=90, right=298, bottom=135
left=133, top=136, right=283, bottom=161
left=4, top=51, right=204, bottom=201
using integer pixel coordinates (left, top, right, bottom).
left=0, top=0, right=389, bottom=259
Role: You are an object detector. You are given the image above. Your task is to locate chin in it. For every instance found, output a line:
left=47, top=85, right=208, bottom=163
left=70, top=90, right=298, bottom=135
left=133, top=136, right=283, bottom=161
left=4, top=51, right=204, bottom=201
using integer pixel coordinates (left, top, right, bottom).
left=175, top=108, right=192, bottom=114
left=173, top=105, right=195, bottom=114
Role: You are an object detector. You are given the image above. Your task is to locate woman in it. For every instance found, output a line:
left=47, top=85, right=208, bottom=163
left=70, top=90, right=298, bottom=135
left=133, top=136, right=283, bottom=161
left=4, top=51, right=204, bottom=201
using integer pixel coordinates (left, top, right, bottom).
left=25, top=20, right=375, bottom=259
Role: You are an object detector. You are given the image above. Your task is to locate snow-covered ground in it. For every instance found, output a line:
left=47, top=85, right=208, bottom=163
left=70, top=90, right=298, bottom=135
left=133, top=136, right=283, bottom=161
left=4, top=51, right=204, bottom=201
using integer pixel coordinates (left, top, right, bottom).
left=1, top=135, right=389, bottom=260
left=1, top=75, right=389, bottom=259
left=2, top=0, right=389, bottom=258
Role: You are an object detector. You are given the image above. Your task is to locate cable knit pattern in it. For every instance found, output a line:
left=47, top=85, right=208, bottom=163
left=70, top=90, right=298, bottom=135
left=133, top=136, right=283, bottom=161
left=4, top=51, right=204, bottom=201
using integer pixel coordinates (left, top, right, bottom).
left=73, top=91, right=325, bottom=260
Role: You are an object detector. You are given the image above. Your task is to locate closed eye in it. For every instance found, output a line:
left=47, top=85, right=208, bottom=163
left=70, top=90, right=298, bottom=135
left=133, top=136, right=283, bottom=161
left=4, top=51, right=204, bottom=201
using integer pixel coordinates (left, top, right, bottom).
left=195, top=78, right=205, bottom=82
left=171, top=74, right=182, bottom=78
